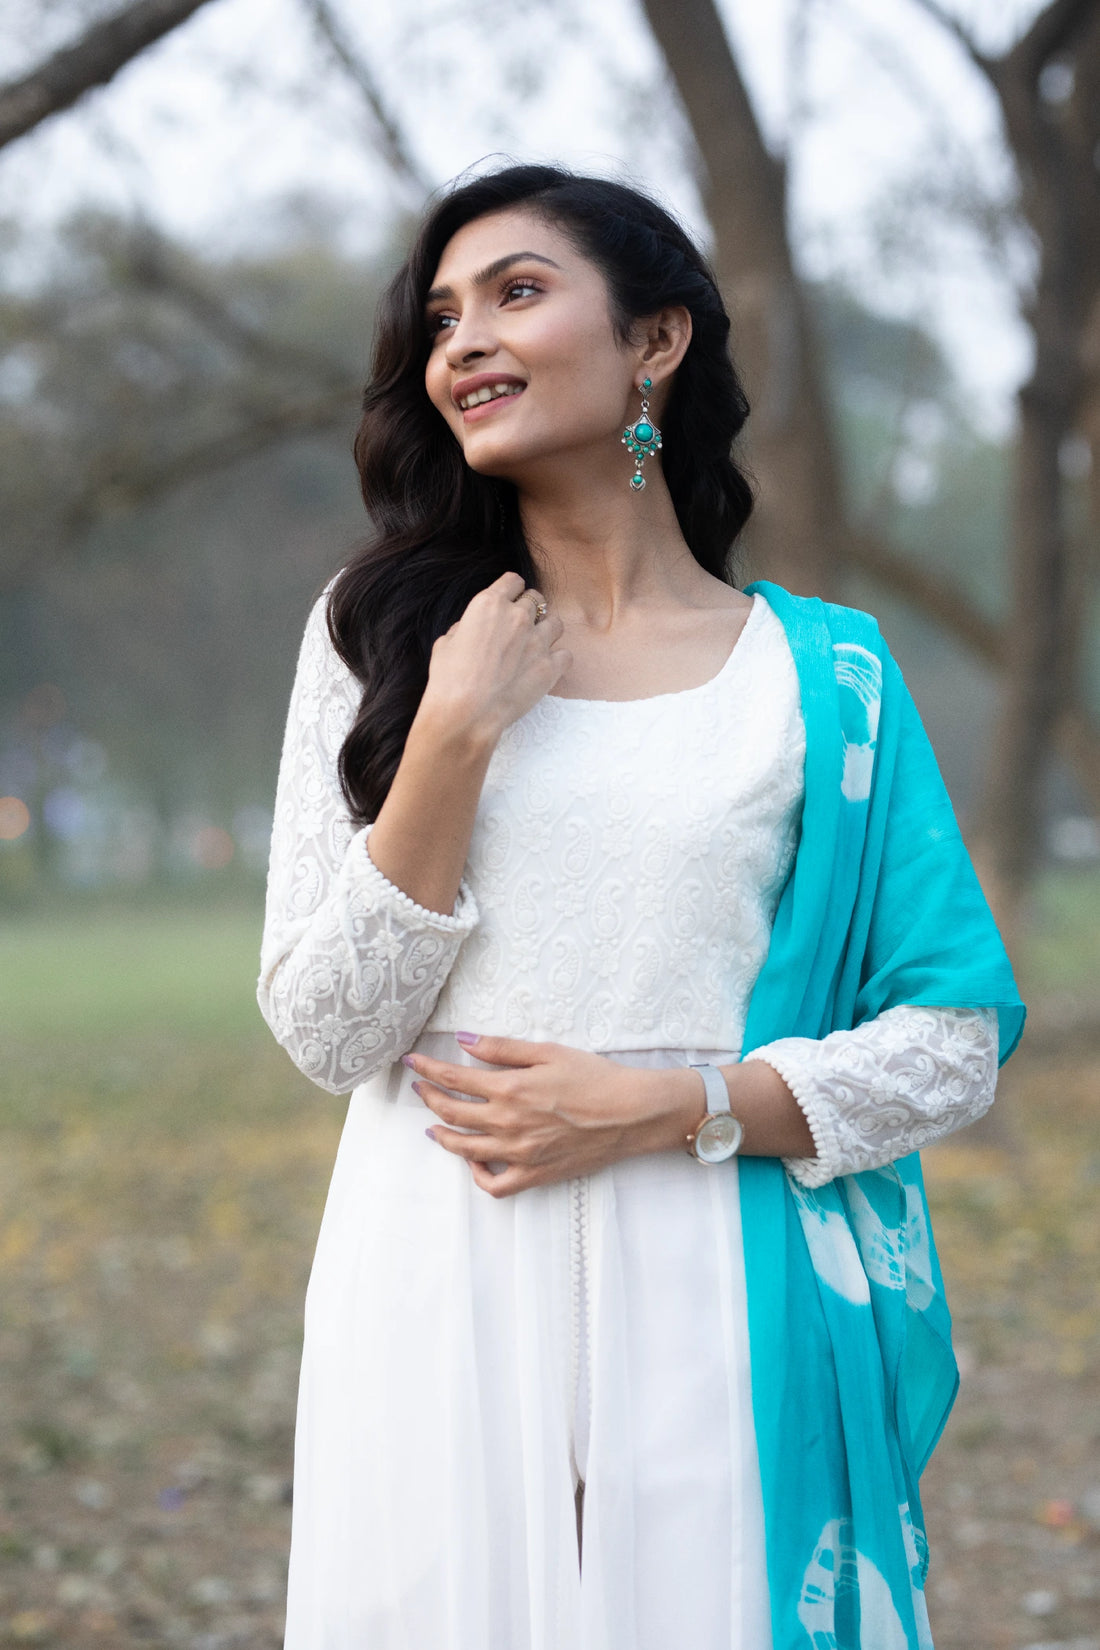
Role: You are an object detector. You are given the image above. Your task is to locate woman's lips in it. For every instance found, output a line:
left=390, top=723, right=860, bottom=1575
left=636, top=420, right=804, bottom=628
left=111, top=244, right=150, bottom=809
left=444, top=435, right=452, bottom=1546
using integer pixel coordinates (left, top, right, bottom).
left=461, top=387, right=526, bottom=424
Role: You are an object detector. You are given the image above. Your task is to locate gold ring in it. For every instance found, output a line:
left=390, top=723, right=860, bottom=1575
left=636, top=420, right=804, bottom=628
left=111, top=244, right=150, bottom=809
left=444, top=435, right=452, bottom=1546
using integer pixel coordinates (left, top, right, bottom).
left=519, top=589, right=549, bottom=624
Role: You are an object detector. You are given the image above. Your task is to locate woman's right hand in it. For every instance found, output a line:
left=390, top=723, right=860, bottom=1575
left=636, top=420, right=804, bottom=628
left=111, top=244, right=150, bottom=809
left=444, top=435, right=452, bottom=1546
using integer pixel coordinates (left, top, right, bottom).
left=417, top=570, right=571, bottom=746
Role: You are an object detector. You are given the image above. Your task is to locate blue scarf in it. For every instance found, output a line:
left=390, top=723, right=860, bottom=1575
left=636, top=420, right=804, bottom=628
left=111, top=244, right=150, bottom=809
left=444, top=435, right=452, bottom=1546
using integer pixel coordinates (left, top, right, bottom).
left=739, top=582, right=1025, bottom=1649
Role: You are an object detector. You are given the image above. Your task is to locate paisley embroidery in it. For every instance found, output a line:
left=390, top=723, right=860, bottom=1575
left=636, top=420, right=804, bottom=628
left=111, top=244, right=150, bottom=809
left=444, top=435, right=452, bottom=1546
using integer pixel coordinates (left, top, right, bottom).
left=747, top=1004, right=998, bottom=1189
left=258, top=592, right=999, bottom=1199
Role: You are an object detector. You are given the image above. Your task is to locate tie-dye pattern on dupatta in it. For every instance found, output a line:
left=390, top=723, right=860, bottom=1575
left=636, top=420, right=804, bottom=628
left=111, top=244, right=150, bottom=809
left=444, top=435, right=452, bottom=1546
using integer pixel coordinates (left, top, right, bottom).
left=736, top=582, right=1025, bottom=1649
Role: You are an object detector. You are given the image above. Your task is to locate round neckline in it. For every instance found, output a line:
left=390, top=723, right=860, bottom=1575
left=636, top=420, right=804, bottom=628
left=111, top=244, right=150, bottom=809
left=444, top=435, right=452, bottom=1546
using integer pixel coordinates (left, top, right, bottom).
left=544, top=593, right=763, bottom=708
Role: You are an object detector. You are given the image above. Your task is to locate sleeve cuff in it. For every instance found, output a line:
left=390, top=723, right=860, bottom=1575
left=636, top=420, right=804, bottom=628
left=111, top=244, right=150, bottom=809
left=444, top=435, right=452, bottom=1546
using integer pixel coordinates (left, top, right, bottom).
left=344, top=823, right=480, bottom=935
left=741, top=1042, right=844, bottom=1188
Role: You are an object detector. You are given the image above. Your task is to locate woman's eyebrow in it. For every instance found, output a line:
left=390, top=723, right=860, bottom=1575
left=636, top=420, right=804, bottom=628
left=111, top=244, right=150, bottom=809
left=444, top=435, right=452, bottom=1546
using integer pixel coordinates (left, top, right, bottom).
left=426, top=251, right=563, bottom=306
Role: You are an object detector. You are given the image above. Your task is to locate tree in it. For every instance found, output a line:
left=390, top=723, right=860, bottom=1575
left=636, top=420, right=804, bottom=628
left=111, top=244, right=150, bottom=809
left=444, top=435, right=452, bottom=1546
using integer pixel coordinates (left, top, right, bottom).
left=0, top=0, right=219, bottom=151
left=907, top=0, right=1100, bottom=926
left=3, top=0, right=1098, bottom=931
left=639, top=0, right=843, bottom=598
left=642, top=0, right=1100, bottom=937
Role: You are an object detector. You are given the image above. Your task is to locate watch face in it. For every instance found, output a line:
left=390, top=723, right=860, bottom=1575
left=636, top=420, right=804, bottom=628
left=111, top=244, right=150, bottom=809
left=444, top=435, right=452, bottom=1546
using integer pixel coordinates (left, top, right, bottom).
left=696, top=1113, right=744, bottom=1164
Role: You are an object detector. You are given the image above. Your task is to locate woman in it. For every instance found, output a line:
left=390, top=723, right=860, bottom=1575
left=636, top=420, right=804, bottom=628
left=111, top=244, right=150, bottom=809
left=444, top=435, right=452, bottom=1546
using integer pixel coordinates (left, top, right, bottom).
left=258, top=163, right=1024, bottom=1650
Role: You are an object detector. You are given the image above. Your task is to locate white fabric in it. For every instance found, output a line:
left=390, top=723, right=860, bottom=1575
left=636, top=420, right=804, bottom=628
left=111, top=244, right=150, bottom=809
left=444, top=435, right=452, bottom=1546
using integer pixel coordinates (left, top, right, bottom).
left=259, top=590, right=999, bottom=1649
left=749, top=1003, right=999, bottom=1188
left=257, top=600, right=479, bottom=1095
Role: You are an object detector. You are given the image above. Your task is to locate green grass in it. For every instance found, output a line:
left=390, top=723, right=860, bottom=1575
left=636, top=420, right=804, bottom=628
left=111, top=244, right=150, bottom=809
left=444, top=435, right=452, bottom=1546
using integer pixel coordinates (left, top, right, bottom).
left=1027, top=866, right=1100, bottom=995
left=0, top=902, right=1096, bottom=1649
left=0, top=901, right=328, bottom=1136
left=0, top=902, right=267, bottom=1043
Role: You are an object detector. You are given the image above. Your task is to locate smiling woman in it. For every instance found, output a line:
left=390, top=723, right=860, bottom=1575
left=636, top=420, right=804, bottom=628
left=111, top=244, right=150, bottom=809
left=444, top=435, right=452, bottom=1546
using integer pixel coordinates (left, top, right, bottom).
left=257, top=163, right=1024, bottom=1650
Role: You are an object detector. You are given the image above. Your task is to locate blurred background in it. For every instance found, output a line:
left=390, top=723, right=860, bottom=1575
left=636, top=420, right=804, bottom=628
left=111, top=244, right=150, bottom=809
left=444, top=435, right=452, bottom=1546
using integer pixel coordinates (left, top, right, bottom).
left=0, top=0, right=1098, bottom=1645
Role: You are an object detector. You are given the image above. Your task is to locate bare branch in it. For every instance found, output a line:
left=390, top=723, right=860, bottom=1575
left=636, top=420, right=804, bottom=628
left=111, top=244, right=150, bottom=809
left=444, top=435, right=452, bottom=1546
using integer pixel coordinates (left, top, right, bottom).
left=848, top=529, right=1100, bottom=820
left=301, top=0, right=433, bottom=201
left=59, top=387, right=360, bottom=542
left=847, top=530, right=1004, bottom=666
left=122, top=228, right=354, bottom=386
left=1012, top=0, right=1100, bottom=79
left=0, top=0, right=219, bottom=151
left=904, top=0, right=997, bottom=82
left=1057, top=701, right=1100, bottom=820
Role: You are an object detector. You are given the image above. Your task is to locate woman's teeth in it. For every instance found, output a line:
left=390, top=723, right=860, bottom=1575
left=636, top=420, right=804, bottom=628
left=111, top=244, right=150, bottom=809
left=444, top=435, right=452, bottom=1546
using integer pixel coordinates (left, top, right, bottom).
left=459, top=383, right=524, bottom=411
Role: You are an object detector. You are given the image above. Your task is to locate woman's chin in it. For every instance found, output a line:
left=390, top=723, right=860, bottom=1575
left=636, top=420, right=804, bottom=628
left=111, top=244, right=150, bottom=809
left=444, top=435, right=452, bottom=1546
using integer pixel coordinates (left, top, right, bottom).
left=459, top=441, right=530, bottom=483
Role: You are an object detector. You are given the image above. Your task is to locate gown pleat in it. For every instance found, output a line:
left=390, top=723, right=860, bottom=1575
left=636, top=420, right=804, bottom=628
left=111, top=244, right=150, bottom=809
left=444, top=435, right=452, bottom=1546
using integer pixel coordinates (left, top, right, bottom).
left=283, top=1046, right=773, bottom=1649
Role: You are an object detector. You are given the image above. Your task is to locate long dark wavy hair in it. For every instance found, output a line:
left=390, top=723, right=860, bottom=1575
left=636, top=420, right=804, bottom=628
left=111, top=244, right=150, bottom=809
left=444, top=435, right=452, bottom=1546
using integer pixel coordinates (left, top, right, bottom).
left=328, top=162, right=755, bottom=823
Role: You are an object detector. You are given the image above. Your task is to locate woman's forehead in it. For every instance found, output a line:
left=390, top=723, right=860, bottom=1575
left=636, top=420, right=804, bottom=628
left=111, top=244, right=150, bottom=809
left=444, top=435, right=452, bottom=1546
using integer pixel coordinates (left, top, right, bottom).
left=430, top=208, right=575, bottom=285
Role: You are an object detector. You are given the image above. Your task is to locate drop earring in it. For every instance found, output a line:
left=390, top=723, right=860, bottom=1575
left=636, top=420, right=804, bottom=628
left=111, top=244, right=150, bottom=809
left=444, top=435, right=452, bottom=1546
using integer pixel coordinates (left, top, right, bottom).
left=621, top=378, right=662, bottom=491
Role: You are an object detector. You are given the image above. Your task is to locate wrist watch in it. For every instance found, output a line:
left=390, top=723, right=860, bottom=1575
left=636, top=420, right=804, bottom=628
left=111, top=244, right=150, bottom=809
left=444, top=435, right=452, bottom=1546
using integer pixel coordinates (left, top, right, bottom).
left=684, top=1062, right=744, bottom=1164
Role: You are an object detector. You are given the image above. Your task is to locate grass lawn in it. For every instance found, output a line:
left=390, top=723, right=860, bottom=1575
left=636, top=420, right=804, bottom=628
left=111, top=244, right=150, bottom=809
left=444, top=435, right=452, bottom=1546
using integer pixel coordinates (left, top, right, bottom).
left=0, top=893, right=1097, bottom=1647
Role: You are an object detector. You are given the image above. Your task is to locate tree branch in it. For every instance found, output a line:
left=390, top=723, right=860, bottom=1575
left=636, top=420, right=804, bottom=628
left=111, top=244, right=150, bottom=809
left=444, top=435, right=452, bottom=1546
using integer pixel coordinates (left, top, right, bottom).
left=59, top=387, right=360, bottom=542
left=1011, top=0, right=1100, bottom=80
left=0, top=0, right=219, bottom=151
left=122, top=228, right=354, bottom=386
left=300, top=0, right=433, bottom=200
left=847, top=530, right=1004, bottom=665
left=904, top=0, right=997, bottom=82
left=848, top=529, right=1100, bottom=819
left=1057, top=701, right=1100, bottom=820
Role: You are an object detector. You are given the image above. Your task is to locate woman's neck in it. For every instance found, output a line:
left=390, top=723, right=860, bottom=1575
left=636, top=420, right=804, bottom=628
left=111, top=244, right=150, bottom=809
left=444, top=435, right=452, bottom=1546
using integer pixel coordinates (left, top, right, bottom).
left=517, top=466, right=719, bottom=629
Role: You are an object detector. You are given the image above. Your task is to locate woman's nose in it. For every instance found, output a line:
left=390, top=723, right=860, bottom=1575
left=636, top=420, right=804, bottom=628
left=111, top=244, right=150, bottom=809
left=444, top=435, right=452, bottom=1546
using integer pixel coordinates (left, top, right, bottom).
left=443, top=306, right=496, bottom=366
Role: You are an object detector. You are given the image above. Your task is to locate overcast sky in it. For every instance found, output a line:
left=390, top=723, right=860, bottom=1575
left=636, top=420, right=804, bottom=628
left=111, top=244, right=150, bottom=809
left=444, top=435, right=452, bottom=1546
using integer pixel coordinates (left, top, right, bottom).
left=0, top=0, right=1047, bottom=433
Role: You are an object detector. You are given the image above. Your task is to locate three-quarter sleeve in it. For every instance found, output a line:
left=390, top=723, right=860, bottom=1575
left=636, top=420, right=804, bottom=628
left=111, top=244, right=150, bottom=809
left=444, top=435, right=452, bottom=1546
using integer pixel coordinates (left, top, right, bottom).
left=257, top=595, right=480, bottom=1094
left=742, top=1004, right=999, bottom=1187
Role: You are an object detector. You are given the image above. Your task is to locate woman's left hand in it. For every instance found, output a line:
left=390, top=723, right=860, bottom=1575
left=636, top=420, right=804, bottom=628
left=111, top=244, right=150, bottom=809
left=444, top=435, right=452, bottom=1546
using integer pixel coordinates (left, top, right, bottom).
left=403, top=1034, right=694, bottom=1197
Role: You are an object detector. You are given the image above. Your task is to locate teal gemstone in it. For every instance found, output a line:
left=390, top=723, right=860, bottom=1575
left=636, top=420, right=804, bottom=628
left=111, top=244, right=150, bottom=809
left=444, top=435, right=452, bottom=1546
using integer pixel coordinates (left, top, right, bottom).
left=630, top=473, right=646, bottom=490
left=634, top=421, right=654, bottom=443
left=642, top=378, right=652, bottom=389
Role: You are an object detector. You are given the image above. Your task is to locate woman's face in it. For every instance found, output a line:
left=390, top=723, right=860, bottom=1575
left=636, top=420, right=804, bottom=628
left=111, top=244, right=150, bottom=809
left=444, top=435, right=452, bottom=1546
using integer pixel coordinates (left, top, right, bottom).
left=423, top=207, right=644, bottom=486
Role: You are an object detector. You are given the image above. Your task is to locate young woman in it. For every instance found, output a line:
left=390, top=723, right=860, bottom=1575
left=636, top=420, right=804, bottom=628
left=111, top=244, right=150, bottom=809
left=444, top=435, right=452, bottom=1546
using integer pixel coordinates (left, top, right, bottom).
left=258, top=163, right=1024, bottom=1650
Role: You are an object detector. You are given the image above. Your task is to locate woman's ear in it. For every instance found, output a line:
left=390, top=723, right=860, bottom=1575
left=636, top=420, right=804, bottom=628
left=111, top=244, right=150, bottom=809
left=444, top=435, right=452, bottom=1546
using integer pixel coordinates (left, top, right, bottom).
left=636, top=305, right=692, bottom=388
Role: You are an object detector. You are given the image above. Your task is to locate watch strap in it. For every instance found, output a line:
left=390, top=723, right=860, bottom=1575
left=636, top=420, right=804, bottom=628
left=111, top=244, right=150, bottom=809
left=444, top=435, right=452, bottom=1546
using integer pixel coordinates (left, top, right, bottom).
left=689, top=1061, right=731, bottom=1117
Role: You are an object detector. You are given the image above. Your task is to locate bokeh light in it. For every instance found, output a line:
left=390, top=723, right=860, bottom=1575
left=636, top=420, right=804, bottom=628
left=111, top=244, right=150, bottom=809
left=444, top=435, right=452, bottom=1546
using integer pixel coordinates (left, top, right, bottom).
left=192, top=825, right=235, bottom=870
left=0, top=796, right=31, bottom=840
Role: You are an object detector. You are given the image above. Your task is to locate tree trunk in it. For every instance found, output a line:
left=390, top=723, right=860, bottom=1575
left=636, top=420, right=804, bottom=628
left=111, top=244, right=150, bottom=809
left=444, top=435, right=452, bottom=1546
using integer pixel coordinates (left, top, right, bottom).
left=641, top=0, right=1100, bottom=938
left=639, top=0, right=843, bottom=596
left=967, top=13, right=1100, bottom=935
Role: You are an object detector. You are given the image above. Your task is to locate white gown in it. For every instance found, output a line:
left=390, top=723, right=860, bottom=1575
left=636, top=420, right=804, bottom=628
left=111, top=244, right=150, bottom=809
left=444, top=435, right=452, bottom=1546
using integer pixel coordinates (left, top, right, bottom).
left=258, top=591, right=999, bottom=1650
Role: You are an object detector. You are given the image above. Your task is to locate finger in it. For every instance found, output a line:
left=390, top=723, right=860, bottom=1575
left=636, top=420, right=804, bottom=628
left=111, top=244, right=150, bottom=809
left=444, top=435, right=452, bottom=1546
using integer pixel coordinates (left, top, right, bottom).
left=549, top=645, right=573, bottom=682
left=492, top=571, right=526, bottom=598
left=469, top=1159, right=533, bottom=1198
left=428, top=1124, right=511, bottom=1162
left=449, top=1032, right=551, bottom=1067
left=413, top=1078, right=504, bottom=1129
left=402, top=1052, right=496, bottom=1098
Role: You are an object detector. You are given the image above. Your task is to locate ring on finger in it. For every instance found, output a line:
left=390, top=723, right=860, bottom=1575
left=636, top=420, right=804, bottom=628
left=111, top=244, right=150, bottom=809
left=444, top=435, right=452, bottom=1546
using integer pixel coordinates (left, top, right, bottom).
left=517, top=588, right=549, bottom=624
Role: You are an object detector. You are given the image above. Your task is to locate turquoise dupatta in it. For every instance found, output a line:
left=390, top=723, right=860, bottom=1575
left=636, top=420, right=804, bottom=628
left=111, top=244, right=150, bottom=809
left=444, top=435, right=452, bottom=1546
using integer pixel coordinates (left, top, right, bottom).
left=739, top=583, right=1025, bottom=1649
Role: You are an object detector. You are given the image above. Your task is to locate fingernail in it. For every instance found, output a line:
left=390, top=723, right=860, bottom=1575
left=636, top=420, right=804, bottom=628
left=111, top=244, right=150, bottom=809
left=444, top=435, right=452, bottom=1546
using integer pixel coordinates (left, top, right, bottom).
left=455, top=1031, right=479, bottom=1047
left=411, top=1081, right=424, bottom=1099
left=424, top=1127, right=436, bottom=1141
left=401, top=1054, right=417, bottom=1068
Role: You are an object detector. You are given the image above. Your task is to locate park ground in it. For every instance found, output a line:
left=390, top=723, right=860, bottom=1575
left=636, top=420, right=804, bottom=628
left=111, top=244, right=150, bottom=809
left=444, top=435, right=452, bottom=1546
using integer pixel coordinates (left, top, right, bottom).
left=0, top=887, right=1098, bottom=1649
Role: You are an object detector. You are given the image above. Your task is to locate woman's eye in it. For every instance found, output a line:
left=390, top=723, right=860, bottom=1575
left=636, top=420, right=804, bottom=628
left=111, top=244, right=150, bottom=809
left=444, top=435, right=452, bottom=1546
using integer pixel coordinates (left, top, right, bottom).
left=427, top=280, right=540, bottom=339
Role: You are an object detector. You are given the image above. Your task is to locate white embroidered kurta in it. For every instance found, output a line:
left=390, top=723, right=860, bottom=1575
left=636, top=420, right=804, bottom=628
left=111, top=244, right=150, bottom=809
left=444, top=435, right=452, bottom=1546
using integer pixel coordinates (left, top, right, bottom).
left=258, top=591, right=999, bottom=1650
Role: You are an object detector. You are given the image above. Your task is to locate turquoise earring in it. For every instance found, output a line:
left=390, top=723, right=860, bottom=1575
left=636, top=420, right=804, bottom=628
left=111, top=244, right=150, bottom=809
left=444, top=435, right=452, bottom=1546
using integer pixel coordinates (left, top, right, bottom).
left=622, top=378, right=662, bottom=491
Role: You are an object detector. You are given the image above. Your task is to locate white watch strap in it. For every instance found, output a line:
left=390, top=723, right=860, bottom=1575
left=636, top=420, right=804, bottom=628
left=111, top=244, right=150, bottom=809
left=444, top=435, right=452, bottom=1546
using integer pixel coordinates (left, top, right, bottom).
left=690, top=1062, right=731, bottom=1116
